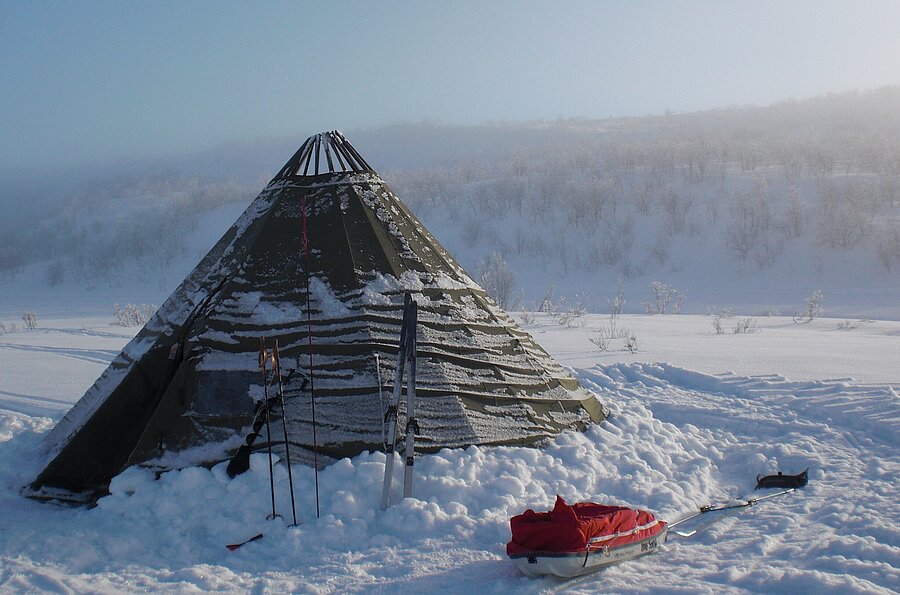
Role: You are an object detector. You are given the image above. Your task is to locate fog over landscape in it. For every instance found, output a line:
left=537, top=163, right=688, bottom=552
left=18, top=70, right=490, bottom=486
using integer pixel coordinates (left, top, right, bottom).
left=3, top=2, right=900, bottom=320
left=2, top=89, right=899, bottom=320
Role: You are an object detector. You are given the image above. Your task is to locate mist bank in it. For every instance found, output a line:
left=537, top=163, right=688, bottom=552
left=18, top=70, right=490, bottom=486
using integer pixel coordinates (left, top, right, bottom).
left=2, top=87, right=899, bottom=320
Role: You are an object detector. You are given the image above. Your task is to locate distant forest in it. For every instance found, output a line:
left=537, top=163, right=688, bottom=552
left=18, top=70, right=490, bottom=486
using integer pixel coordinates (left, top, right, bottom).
left=2, top=87, right=899, bottom=300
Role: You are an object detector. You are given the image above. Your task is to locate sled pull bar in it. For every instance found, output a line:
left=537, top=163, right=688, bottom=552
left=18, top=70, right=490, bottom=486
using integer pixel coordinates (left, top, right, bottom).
left=668, top=487, right=797, bottom=530
left=668, top=470, right=810, bottom=531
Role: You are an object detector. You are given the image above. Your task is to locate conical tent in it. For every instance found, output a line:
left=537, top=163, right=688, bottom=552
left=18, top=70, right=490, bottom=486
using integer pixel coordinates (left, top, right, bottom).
left=28, top=131, right=608, bottom=501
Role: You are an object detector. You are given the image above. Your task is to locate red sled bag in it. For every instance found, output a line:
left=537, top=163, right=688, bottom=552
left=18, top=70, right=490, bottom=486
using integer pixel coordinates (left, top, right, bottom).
left=507, top=495, right=667, bottom=578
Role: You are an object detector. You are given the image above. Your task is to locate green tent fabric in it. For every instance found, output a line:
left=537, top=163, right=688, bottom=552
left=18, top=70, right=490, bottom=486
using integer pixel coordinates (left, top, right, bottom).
left=28, top=131, right=608, bottom=501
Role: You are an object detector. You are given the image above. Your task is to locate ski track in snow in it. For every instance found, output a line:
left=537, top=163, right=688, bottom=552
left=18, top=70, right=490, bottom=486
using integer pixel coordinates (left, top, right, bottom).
left=0, top=343, right=119, bottom=366
left=0, top=330, right=898, bottom=592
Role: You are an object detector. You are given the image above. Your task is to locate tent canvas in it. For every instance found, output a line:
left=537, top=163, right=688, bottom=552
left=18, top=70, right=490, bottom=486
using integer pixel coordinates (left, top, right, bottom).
left=28, top=131, right=608, bottom=502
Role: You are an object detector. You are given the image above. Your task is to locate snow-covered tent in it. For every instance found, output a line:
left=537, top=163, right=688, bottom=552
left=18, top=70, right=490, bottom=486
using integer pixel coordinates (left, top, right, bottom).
left=28, top=131, right=608, bottom=501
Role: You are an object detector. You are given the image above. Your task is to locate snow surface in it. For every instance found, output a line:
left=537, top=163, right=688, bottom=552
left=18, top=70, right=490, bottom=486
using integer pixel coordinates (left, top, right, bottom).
left=0, top=313, right=898, bottom=593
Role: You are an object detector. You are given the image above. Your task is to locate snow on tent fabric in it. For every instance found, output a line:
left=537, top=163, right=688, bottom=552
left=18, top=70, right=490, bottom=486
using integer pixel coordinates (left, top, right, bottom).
left=26, top=131, right=608, bottom=502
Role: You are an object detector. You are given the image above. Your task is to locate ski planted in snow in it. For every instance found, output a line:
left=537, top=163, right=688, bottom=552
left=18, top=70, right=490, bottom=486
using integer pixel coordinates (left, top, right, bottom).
left=380, top=293, right=419, bottom=510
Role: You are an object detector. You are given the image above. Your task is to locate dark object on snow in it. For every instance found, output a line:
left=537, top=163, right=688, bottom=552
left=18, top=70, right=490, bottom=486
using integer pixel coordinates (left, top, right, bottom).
left=507, top=496, right=667, bottom=578
left=226, top=533, right=263, bottom=551
left=755, top=469, right=809, bottom=490
left=26, top=131, right=607, bottom=503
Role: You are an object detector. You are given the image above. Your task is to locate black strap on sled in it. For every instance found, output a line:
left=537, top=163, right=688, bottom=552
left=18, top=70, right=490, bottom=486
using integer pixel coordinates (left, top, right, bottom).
left=755, top=468, right=808, bottom=490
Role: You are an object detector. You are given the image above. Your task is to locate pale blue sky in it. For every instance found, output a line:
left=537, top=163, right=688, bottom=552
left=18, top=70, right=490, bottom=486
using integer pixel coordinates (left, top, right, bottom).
left=2, top=0, right=899, bottom=170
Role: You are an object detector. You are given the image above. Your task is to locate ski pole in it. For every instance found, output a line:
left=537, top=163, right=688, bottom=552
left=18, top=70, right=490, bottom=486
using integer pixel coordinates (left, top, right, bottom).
left=273, top=339, right=298, bottom=527
left=259, top=337, right=279, bottom=521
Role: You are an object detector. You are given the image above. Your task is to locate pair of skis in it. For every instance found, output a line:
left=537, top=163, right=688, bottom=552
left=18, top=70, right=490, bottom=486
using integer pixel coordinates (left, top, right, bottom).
left=380, top=293, right=419, bottom=511
left=667, top=469, right=809, bottom=538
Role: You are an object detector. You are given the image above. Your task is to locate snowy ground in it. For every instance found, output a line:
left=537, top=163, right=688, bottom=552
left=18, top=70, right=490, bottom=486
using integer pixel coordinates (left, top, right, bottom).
left=0, top=313, right=898, bottom=593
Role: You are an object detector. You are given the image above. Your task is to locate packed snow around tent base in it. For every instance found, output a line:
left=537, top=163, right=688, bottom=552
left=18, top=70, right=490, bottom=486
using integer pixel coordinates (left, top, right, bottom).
left=0, top=314, right=898, bottom=593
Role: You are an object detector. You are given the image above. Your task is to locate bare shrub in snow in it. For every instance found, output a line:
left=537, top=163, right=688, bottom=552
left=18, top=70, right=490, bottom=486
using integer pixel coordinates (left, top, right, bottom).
left=0, top=321, right=6, bottom=335
left=634, top=182, right=653, bottom=214
left=793, top=290, right=824, bottom=324
left=733, top=318, right=759, bottom=334
left=114, top=304, right=157, bottom=327
left=661, top=190, right=694, bottom=236
left=649, top=238, right=669, bottom=266
left=45, top=261, right=65, bottom=287
left=588, top=330, right=610, bottom=351
left=608, top=282, right=625, bottom=320
left=589, top=322, right=636, bottom=352
left=709, top=310, right=724, bottom=334
left=816, top=182, right=873, bottom=249
left=518, top=308, right=535, bottom=325
left=624, top=333, right=638, bottom=354
left=22, top=311, right=37, bottom=330
left=726, top=185, right=771, bottom=261
left=461, top=217, right=484, bottom=246
left=645, top=281, right=684, bottom=315
left=708, top=307, right=734, bottom=334
left=553, top=296, right=587, bottom=328
left=538, top=286, right=556, bottom=314
left=556, top=308, right=586, bottom=328
left=477, top=252, right=515, bottom=309
left=777, top=184, right=805, bottom=240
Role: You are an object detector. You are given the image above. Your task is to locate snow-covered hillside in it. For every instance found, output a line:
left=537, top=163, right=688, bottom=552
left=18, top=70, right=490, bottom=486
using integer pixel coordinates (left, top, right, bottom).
left=0, top=313, right=897, bottom=593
